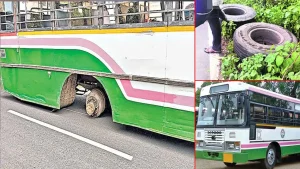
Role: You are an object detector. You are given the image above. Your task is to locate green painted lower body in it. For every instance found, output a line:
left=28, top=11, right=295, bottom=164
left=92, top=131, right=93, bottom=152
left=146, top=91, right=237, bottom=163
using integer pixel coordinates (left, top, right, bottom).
left=196, top=144, right=300, bottom=163
left=1, top=66, right=193, bottom=142
left=196, top=150, right=249, bottom=163
left=1, top=47, right=194, bottom=141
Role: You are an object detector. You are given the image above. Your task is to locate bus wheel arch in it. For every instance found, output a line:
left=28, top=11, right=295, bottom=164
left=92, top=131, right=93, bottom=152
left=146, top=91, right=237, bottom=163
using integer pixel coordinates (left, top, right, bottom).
left=77, top=74, right=112, bottom=117
left=261, top=142, right=281, bottom=169
left=59, top=73, right=112, bottom=117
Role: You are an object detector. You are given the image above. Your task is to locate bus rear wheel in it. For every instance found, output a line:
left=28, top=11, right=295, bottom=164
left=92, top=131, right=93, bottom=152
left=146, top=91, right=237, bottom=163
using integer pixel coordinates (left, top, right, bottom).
left=224, top=162, right=236, bottom=167
left=261, top=144, right=277, bottom=169
left=86, top=88, right=106, bottom=117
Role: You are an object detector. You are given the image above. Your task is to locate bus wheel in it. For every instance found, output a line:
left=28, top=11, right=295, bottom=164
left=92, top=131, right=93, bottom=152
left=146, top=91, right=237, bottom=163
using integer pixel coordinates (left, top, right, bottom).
left=86, top=88, right=106, bottom=117
left=261, top=144, right=277, bottom=169
left=224, top=162, right=236, bottom=167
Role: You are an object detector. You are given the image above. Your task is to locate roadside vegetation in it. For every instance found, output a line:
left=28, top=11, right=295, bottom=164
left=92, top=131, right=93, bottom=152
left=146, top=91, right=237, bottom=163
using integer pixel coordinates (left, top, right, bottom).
left=221, top=0, right=300, bottom=80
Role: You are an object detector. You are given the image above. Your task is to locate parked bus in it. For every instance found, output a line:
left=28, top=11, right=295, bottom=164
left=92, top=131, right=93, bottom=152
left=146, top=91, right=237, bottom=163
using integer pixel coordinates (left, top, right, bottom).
left=0, top=1, right=194, bottom=141
left=196, top=82, right=300, bottom=169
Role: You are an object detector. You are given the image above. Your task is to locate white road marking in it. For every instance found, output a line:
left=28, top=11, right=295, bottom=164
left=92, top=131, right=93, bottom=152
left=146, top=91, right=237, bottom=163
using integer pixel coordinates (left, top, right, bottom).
left=7, top=110, right=133, bottom=161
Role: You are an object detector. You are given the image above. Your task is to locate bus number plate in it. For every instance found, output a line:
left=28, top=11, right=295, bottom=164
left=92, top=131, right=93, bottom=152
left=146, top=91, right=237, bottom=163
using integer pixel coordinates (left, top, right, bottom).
left=0, top=49, right=6, bottom=58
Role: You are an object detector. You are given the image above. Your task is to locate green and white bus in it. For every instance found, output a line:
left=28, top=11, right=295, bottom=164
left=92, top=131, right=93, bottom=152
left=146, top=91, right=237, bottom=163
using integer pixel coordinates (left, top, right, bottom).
left=196, top=82, right=300, bottom=169
left=0, top=1, right=194, bottom=141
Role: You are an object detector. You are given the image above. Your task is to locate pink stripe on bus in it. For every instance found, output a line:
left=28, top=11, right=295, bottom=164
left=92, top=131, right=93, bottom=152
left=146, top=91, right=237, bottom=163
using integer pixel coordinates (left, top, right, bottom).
left=1, top=38, right=193, bottom=107
left=242, top=141, right=300, bottom=149
left=249, top=87, right=300, bottom=104
left=0, top=32, right=17, bottom=36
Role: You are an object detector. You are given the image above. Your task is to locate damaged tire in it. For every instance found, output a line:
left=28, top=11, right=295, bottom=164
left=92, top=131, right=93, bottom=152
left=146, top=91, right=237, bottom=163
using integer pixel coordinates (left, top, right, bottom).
left=220, top=4, right=256, bottom=23
left=233, top=22, right=298, bottom=59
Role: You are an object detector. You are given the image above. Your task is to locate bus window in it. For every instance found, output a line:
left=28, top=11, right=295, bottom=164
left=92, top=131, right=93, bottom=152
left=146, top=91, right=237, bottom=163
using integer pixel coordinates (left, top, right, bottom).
left=267, top=107, right=282, bottom=125
left=266, top=96, right=281, bottom=107
left=282, top=110, right=293, bottom=126
left=250, top=104, right=265, bottom=123
left=295, top=104, right=300, bottom=111
left=295, top=113, right=300, bottom=126
left=249, top=92, right=266, bottom=104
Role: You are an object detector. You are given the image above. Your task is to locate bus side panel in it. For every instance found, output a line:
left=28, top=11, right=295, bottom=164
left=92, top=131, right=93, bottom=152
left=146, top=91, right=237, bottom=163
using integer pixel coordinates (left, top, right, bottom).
left=242, top=148, right=267, bottom=160
left=163, top=27, right=194, bottom=141
left=19, top=48, right=111, bottom=73
left=95, top=77, right=166, bottom=136
left=0, top=48, right=20, bottom=64
left=281, top=145, right=300, bottom=156
left=1, top=67, right=70, bottom=108
left=163, top=107, right=194, bottom=141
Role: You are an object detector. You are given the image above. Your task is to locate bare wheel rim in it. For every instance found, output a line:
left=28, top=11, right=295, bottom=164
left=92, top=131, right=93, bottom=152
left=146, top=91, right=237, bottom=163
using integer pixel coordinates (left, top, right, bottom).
left=267, top=148, right=275, bottom=165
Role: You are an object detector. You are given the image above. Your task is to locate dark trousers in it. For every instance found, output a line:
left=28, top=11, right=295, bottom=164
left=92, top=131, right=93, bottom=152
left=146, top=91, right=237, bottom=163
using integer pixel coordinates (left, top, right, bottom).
left=207, top=8, right=226, bottom=51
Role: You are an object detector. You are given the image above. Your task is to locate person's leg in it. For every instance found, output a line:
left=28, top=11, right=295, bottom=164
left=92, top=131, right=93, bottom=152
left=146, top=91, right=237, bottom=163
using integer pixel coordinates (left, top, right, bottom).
left=206, top=9, right=222, bottom=52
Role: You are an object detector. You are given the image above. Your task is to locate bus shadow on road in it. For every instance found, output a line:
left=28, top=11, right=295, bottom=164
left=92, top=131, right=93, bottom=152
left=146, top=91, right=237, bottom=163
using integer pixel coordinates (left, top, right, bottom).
left=229, top=156, right=300, bottom=169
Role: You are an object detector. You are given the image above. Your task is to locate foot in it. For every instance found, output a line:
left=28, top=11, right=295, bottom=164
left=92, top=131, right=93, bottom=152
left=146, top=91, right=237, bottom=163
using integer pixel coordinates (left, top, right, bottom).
left=204, top=47, right=221, bottom=54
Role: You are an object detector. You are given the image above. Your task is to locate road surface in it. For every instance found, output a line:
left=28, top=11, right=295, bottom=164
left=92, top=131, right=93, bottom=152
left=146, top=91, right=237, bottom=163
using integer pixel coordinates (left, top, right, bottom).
left=0, top=91, right=193, bottom=169
left=196, top=157, right=300, bottom=169
left=196, top=22, right=222, bottom=80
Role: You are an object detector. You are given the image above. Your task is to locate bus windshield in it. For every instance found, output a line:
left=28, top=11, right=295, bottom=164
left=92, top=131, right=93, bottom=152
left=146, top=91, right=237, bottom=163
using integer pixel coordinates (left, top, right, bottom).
left=197, top=96, right=217, bottom=125
left=216, top=93, right=245, bottom=126
left=197, top=93, right=245, bottom=126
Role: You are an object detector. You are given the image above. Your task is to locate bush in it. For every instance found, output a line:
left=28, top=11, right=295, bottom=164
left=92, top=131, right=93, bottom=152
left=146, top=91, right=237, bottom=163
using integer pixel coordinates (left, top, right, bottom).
left=221, top=0, right=300, bottom=80
left=221, top=42, right=300, bottom=80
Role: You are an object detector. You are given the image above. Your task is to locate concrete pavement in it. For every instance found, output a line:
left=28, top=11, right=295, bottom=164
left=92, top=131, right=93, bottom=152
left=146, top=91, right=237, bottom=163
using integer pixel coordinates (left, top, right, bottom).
left=0, top=91, right=193, bottom=169
left=196, top=22, right=222, bottom=80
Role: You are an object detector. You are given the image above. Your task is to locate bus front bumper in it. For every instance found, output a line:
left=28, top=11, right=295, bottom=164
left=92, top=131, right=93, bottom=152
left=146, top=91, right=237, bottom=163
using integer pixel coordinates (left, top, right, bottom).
left=196, top=150, right=248, bottom=164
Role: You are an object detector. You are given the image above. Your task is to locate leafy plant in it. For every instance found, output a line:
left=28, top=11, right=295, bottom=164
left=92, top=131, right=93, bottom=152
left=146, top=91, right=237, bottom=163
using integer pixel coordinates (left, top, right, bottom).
left=221, top=42, right=300, bottom=80
left=221, top=21, right=237, bottom=40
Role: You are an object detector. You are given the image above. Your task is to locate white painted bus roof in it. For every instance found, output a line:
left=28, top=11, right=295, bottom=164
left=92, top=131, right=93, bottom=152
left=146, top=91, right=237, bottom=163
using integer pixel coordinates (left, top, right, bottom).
left=200, top=82, right=300, bottom=104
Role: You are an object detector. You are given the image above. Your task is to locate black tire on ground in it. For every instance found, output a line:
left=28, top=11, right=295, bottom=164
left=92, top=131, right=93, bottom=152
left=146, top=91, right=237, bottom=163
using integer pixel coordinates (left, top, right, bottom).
left=220, top=4, right=256, bottom=23
left=224, top=162, right=237, bottom=167
left=86, top=88, right=106, bottom=117
left=261, top=144, right=277, bottom=169
left=233, top=22, right=298, bottom=59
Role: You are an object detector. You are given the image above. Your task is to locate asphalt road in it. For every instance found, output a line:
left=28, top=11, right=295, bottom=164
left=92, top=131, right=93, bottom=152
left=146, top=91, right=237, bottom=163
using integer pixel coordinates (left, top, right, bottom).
left=196, top=22, right=222, bottom=80
left=196, top=157, right=300, bottom=169
left=0, top=91, right=193, bottom=169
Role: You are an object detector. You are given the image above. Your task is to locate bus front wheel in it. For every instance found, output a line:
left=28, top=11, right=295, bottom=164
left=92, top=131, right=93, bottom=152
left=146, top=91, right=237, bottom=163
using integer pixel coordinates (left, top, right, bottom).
left=224, top=162, right=236, bottom=167
left=261, top=144, right=277, bottom=169
left=86, top=88, right=106, bottom=117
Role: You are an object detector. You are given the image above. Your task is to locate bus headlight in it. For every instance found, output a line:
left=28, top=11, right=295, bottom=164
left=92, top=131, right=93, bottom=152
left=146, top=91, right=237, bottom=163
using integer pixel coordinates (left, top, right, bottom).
left=226, top=142, right=240, bottom=150
left=199, top=141, right=204, bottom=147
left=196, top=141, right=204, bottom=147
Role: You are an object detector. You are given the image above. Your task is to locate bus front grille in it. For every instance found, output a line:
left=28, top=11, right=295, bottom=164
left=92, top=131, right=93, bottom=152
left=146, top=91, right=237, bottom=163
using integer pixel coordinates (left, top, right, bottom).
left=204, top=130, right=225, bottom=150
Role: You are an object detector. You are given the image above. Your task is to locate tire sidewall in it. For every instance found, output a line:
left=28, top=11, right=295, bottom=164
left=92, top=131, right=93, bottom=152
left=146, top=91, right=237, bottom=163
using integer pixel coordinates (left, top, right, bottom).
left=220, top=4, right=256, bottom=22
left=263, top=145, right=277, bottom=169
left=233, top=22, right=298, bottom=58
